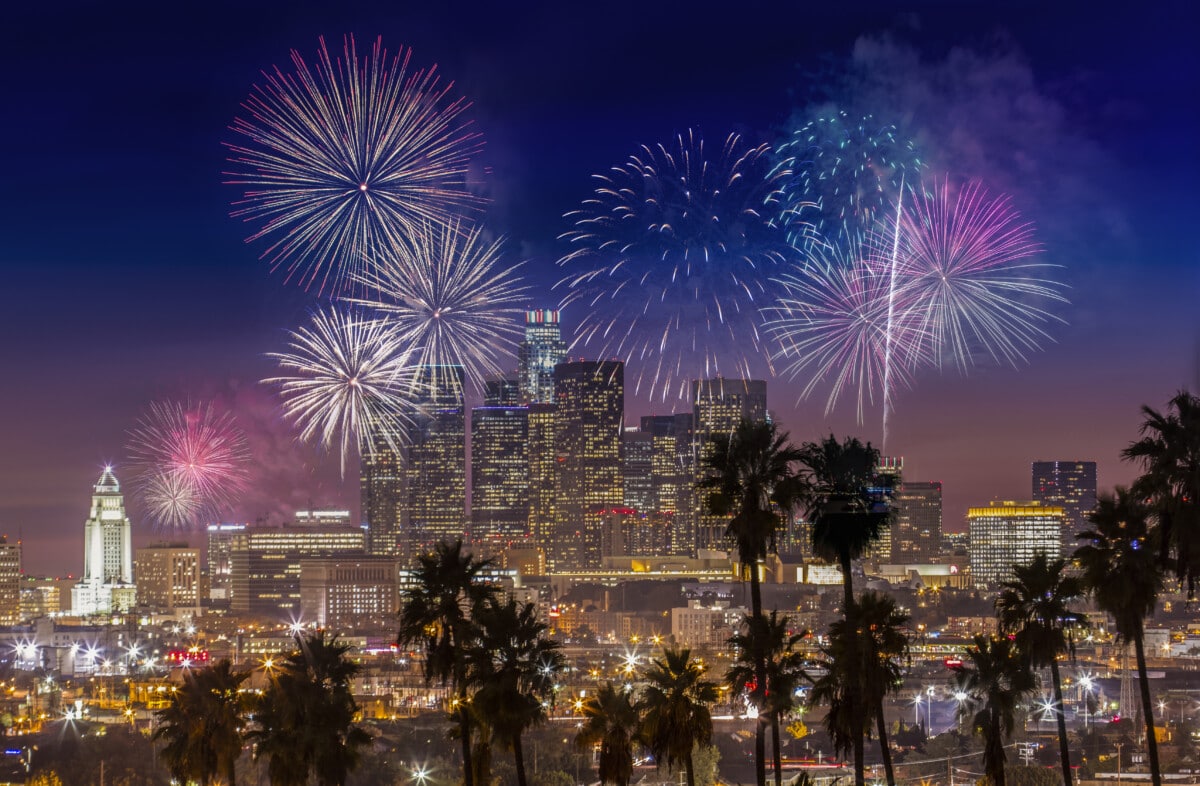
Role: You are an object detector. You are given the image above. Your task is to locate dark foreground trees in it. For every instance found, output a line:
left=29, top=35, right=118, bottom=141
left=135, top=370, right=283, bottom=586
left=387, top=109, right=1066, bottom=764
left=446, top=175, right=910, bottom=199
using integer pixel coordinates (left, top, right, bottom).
left=955, top=634, right=1036, bottom=786
left=155, top=658, right=249, bottom=786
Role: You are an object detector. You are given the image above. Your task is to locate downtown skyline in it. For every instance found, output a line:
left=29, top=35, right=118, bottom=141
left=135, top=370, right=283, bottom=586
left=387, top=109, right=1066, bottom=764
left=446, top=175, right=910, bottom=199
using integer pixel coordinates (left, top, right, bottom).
left=2, top=1, right=1197, bottom=574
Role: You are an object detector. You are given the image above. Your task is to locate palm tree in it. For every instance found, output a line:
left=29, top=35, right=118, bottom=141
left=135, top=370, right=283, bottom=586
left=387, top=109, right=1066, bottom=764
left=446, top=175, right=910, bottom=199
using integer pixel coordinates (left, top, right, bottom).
left=798, top=434, right=889, bottom=786
left=701, top=419, right=804, bottom=786
left=1075, top=488, right=1164, bottom=786
left=470, top=599, right=566, bottom=786
left=155, top=659, right=249, bottom=786
left=397, top=540, right=499, bottom=786
left=575, top=683, right=641, bottom=786
left=996, top=553, right=1086, bottom=786
left=955, top=635, right=1036, bottom=786
left=1123, top=390, right=1200, bottom=594
left=727, top=611, right=808, bottom=786
left=253, top=631, right=371, bottom=786
left=638, top=646, right=719, bottom=786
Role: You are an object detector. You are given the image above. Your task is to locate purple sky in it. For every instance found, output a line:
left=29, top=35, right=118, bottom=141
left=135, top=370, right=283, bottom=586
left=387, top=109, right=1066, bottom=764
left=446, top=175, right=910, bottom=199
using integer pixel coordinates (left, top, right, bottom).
left=2, top=1, right=1197, bottom=575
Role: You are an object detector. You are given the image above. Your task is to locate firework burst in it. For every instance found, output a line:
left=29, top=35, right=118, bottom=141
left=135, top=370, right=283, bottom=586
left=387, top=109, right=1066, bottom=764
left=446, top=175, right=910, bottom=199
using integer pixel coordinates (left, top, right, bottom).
left=894, top=177, right=1066, bottom=372
left=267, top=305, right=418, bottom=474
left=351, top=219, right=527, bottom=397
left=128, top=401, right=251, bottom=529
left=767, top=237, right=929, bottom=422
left=226, top=34, right=484, bottom=295
left=557, top=129, right=794, bottom=402
left=776, top=111, right=922, bottom=249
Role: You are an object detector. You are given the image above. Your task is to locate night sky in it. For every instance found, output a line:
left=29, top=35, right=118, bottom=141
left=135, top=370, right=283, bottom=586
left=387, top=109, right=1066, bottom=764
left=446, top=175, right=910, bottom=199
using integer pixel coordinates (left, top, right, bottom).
left=3, top=1, right=1197, bottom=575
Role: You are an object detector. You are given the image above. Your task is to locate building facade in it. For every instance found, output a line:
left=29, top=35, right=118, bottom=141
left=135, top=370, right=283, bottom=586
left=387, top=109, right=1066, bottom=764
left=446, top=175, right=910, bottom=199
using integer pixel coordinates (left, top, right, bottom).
left=229, top=524, right=366, bottom=618
left=406, top=365, right=467, bottom=556
left=1032, top=460, right=1098, bottom=549
left=0, top=536, right=20, bottom=624
left=517, top=309, right=567, bottom=404
left=692, top=379, right=768, bottom=553
left=72, top=468, right=136, bottom=615
left=134, top=543, right=201, bottom=616
left=471, top=394, right=530, bottom=543
left=890, top=481, right=944, bottom=563
left=299, top=555, right=399, bottom=629
left=552, top=360, right=625, bottom=571
left=967, top=501, right=1064, bottom=586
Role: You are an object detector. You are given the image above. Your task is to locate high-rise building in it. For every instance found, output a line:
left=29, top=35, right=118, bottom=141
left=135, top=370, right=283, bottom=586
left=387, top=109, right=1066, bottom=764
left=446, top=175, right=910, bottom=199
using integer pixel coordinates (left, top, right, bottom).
left=471, top=383, right=530, bottom=543
left=407, top=365, right=467, bottom=555
left=890, top=482, right=944, bottom=564
left=527, top=403, right=558, bottom=555
left=1032, top=461, right=1098, bottom=548
left=517, top=309, right=567, bottom=404
left=0, top=536, right=21, bottom=624
left=597, top=508, right=673, bottom=560
left=361, top=424, right=404, bottom=557
left=692, top=379, right=768, bottom=552
left=552, top=360, right=624, bottom=571
left=967, top=501, right=1064, bottom=586
left=134, top=543, right=201, bottom=616
left=206, top=523, right=246, bottom=605
left=229, top=523, right=366, bottom=618
left=72, top=467, right=136, bottom=615
left=641, top=413, right=694, bottom=555
left=299, top=555, right=399, bottom=629
left=623, top=429, right=656, bottom=513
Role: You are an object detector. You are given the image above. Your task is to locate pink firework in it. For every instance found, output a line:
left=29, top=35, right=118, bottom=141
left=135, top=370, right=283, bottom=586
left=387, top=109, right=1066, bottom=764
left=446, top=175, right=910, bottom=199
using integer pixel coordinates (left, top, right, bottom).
left=892, top=177, right=1066, bottom=372
left=128, top=401, right=251, bottom=529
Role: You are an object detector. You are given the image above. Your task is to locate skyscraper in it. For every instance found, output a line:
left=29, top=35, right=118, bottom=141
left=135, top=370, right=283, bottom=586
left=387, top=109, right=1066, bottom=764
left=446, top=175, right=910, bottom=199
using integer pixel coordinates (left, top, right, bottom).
left=134, top=543, right=201, bottom=616
left=692, top=378, right=767, bottom=552
left=72, top=467, right=136, bottom=615
left=471, top=381, right=530, bottom=543
left=967, top=501, right=1064, bottom=585
left=641, top=413, right=694, bottom=555
left=229, top=522, right=366, bottom=618
left=407, top=365, right=468, bottom=555
left=890, top=481, right=943, bottom=563
left=0, top=536, right=20, bottom=625
left=517, top=309, right=567, bottom=404
left=622, top=429, right=656, bottom=513
left=552, top=360, right=624, bottom=571
left=206, top=523, right=245, bottom=606
left=361, top=425, right=404, bottom=557
left=527, top=402, right=558, bottom=557
left=1032, top=460, right=1098, bottom=548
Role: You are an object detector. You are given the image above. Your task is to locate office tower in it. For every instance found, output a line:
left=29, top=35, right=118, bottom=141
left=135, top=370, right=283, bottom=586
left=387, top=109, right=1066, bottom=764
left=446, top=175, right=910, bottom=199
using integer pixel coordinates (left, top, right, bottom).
left=0, top=536, right=20, bottom=624
left=361, top=424, right=404, bottom=557
left=967, top=501, right=1064, bottom=585
left=72, top=467, right=136, bottom=615
left=598, top=509, right=673, bottom=560
left=517, top=309, right=567, bottom=404
left=134, top=543, right=201, bottom=615
left=623, top=429, right=656, bottom=513
left=299, top=555, right=399, bottom=629
left=552, top=360, right=624, bottom=571
left=407, top=365, right=467, bottom=555
left=472, top=383, right=530, bottom=543
left=1032, top=461, right=1098, bottom=548
left=641, top=413, right=695, bottom=555
left=527, top=403, right=558, bottom=555
left=692, top=378, right=768, bottom=552
left=890, top=482, right=944, bottom=563
left=229, top=523, right=365, bottom=618
left=207, top=523, right=246, bottom=605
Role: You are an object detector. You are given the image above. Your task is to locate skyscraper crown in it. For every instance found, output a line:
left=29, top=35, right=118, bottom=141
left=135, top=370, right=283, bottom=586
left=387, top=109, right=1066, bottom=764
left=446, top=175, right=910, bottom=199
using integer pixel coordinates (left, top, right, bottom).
left=95, top=466, right=120, bottom=494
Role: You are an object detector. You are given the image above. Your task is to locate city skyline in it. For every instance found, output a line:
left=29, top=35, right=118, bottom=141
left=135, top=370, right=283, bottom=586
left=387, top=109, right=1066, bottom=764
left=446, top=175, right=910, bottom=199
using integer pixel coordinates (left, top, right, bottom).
left=2, top=1, right=1197, bottom=574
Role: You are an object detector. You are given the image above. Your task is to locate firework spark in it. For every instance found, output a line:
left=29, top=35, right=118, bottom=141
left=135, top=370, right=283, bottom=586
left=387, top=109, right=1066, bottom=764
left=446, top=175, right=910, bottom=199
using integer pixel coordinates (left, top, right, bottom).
left=894, top=177, right=1066, bottom=372
left=351, top=219, right=527, bottom=397
left=776, top=111, right=922, bottom=249
left=128, top=401, right=251, bottom=529
left=767, top=237, right=929, bottom=422
left=557, top=129, right=794, bottom=402
left=267, top=305, right=418, bottom=474
left=226, top=34, right=484, bottom=295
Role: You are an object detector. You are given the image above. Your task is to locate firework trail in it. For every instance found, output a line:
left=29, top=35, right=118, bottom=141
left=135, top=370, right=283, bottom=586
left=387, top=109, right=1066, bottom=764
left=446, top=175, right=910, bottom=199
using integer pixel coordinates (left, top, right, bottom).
left=226, top=34, right=484, bottom=295
left=351, top=219, right=527, bottom=398
left=893, top=176, right=1065, bottom=373
left=767, top=237, right=929, bottom=423
left=776, top=111, right=922, bottom=251
left=128, top=401, right=251, bottom=529
left=266, top=305, right=418, bottom=475
left=557, top=129, right=797, bottom=402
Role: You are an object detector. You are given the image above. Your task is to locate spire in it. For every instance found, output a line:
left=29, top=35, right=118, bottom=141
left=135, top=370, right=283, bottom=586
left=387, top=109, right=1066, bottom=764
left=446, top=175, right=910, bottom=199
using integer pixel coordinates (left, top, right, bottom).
left=95, top=465, right=120, bottom=494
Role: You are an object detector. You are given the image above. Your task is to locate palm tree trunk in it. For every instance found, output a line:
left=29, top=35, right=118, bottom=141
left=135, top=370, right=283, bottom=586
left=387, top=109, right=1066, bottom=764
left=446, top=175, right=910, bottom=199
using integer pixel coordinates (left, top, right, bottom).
left=840, top=553, right=864, bottom=786
left=514, top=732, right=528, bottom=786
left=749, top=566, right=767, bottom=786
left=1049, top=657, right=1073, bottom=786
left=876, top=702, right=895, bottom=786
left=459, top=702, right=475, bottom=786
left=989, top=705, right=1006, bottom=786
left=685, top=750, right=696, bottom=786
left=1133, top=629, right=1163, bottom=786
left=772, top=714, right=783, bottom=786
